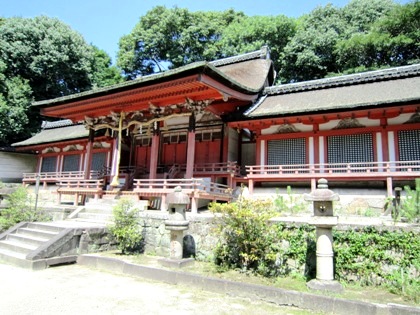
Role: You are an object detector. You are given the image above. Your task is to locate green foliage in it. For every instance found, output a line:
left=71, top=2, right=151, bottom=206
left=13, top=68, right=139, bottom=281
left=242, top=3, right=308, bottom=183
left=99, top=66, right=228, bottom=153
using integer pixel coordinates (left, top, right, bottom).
left=401, top=178, right=420, bottom=222
left=334, top=227, right=419, bottom=301
left=0, top=186, right=51, bottom=232
left=386, top=264, right=420, bottom=303
left=219, top=15, right=296, bottom=77
left=0, top=75, right=33, bottom=145
left=108, top=199, right=142, bottom=254
left=211, top=196, right=419, bottom=302
left=273, top=186, right=308, bottom=214
left=90, top=46, right=124, bottom=88
left=210, top=197, right=279, bottom=276
left=117, top=6, right=244, bottom=78
left=0, top=16, right=121, bottom=145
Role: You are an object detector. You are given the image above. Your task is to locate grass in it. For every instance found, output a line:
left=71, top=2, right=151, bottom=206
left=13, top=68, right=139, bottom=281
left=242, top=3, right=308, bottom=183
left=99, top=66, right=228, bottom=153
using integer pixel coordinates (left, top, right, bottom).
left=98, top=251, right=417, bottom=308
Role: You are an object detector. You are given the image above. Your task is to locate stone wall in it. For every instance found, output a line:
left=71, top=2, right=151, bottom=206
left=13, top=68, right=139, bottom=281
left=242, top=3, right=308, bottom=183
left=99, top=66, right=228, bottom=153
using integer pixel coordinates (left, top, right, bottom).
left=137, top=212, right=218, bottom=260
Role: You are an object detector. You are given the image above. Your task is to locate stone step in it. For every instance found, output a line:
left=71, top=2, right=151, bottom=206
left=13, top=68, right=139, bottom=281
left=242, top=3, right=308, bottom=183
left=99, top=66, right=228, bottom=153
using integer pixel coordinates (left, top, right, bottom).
left=26, top=222, right=65, bottom=234
left=16, top=227, right=59, bottom=240
left=81, top=206, right=114, bottom=214
left=0, top=239, right=38, bottom=254
left=6, top=234, right=48, bottom=247
left=0, top=248, right=28, bottom=260
left=77, top=212, right=113, bottom=220
left=71, top=217, right=112, bottom=225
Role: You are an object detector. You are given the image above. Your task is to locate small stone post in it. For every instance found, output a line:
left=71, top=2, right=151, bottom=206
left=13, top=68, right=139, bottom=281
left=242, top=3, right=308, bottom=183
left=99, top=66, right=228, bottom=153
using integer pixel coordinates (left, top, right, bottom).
left=304, top=178, right=343, bottom=293
left=159, top=186, right=194, bottom=268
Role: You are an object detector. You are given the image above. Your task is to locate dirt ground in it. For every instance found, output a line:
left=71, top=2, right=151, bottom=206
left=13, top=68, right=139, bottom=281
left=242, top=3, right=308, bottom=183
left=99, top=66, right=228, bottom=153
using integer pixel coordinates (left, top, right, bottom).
left=0, top=263, right=316, bottom=315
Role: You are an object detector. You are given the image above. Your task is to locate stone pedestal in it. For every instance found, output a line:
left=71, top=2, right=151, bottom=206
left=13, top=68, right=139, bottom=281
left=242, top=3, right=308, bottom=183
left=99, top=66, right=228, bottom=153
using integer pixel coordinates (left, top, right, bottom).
left=159, top=186, right=194, bottom=269
left=305, top=179, right=343, bottom=293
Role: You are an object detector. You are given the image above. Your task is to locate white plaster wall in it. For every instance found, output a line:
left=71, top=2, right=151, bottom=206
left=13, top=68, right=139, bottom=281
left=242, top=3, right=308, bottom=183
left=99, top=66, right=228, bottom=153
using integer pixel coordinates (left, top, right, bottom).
left=388, top=113, right=414, bottom=125
left=0, top=152, right=36, bottom=182
left=319, top=117, right=380, bottom=130
left=261, top=123, right=312, bottom=134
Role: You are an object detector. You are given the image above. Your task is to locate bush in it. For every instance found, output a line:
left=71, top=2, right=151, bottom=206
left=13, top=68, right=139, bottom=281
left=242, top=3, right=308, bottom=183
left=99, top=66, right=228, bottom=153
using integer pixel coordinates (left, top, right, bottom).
left=108, top=198, right=142, bottom=254
left=210, top=197, right=280, bottom=276
left=400, top=178, right=420, bottom=223
left=210, top=193, right=419, bottom=302
left=0, top=186, right=51, bottom=232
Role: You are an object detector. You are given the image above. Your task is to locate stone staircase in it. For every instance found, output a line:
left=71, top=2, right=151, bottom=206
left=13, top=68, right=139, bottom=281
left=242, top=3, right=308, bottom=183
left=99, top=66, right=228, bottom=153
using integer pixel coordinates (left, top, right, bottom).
left=67, top=197, right=116, bottom=224
left=0, top=197, right=149, bottom=269
left=0, top=201, right=113, bottom=270
left=0, top=222, right=83, bottom=269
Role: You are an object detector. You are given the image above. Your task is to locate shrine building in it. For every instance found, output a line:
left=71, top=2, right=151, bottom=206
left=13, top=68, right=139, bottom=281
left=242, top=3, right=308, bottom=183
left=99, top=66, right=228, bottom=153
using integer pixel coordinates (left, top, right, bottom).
left=12, top=47, right=420, bottom=211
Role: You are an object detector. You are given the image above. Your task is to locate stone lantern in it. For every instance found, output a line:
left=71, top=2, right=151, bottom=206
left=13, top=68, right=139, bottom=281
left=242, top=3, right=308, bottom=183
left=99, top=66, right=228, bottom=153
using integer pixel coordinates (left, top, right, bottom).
left=304, top=178, right=343, bottom=292
left=160, top=186, right=194, bottom=268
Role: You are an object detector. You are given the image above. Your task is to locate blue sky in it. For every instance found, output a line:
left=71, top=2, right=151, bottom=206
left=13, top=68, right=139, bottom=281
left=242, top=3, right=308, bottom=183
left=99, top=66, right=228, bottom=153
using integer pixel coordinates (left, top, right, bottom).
left=1, top=0, right=411, bottom=63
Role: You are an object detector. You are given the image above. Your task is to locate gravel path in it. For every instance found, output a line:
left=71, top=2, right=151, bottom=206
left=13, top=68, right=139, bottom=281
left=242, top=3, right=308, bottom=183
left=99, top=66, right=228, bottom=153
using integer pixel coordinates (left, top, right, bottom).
left=0, top=263, right=311, bottom=315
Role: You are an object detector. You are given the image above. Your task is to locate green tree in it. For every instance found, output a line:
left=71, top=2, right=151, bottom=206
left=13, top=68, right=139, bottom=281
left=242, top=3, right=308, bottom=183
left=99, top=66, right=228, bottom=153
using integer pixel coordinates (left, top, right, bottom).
left=279, top=0, right=396, bottom=82
left=0, top=16, right=122, bottom=145
left=219, top=15, right=296, bottom=78
left=0, top=72, right=33, bottom=145
left=279, top=4, right=346, bottom=82
left=335, top=1, right=419, bottom=72
left=0, top=16, right=94, bottom=101
left=117, top=6, right=244, bottom=79
left=90, top=46, right=124, bottom=88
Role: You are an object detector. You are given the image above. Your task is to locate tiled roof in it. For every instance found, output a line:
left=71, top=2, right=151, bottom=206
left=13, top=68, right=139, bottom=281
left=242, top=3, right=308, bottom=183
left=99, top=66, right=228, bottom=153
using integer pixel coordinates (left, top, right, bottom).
left=265, top=64, right=420, bottom=95
left=33, top=47, right=272, bottom=108
left=12, top=123, right=88, bottom=147
left=246, top=64, right=420, bottom=117
left=210, top=46, right=269, bottom=67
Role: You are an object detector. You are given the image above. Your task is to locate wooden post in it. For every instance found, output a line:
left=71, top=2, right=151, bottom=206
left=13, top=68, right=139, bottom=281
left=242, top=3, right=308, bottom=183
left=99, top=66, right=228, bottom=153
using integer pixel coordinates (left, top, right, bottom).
left=186, top=114, right=196, bottom=179
left=111, top=112, right=124, bottom=187
left=248, top=179, right=254, bottom=195
left=386, top=177, right=393, bottom=197
left=190, top=196, right=197, bottom=214
left=84, top=129, right=94, bottom=179
left=149, top=122, right=160, bottom=179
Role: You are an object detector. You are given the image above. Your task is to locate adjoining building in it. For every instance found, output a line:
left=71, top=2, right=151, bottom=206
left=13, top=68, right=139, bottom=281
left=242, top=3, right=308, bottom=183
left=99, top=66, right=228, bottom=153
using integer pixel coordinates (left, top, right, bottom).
left=12, top=47, right=420, bottom=211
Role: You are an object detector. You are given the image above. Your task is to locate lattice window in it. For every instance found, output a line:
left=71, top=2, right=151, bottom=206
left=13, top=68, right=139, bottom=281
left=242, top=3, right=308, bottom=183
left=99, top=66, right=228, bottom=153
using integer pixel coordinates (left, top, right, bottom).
left=267, top=138, right=306, bottom=165
left=91, top=152, right=106, bottom=171
left=62, top=154, right=80, bottom=172
left=327, top=134, right=373, bottom=164
left=398, top=129, right=420, bottom=161
left=40, top=156, right=57, bottom=172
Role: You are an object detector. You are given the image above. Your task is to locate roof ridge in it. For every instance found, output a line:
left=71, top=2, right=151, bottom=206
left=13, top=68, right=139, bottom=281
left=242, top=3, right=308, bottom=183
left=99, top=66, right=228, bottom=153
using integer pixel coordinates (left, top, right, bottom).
left=42, top=119, right=76, bottom=129
left=265, top=64, right=420, bottom=95
left=210, top=46, right=269, bottom=67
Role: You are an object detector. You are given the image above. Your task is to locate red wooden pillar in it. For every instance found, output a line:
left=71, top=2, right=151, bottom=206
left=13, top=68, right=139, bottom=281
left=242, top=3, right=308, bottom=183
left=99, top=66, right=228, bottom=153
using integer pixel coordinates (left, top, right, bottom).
left=381, top=118, right=389, bottom=162
left=84, top=129, right=94, bottom=179
left=185, top=114, right=196, bottom=179
left=149, top=122, right=160, bottom=180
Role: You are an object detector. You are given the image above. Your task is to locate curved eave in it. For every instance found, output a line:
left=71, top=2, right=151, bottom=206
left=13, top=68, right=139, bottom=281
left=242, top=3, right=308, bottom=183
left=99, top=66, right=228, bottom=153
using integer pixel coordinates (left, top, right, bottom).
left=34, top=63, right=260, bottom=109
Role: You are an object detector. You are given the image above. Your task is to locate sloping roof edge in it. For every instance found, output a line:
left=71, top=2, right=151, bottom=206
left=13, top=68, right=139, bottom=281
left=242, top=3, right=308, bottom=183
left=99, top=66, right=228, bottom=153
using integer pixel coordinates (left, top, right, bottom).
left=264, top=64, right=420, bottom=96
left=33, top=48, right=270, bottom=108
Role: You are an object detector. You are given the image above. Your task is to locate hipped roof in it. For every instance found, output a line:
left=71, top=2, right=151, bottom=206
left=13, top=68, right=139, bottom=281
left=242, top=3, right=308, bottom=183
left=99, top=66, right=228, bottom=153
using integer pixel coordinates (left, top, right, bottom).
left=246, top=64, right=420, bottom=118
left=33, top=47, right=274, bottom=112
left=13, top=120, right=88, bottom=147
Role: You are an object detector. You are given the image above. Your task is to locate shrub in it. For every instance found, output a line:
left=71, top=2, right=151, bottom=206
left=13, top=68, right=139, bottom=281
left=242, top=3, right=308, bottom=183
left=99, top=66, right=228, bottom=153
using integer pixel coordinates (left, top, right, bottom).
left=273, top=186, right=307, bottom=214
left=0, top=186, right=51, bottom=232
left=210, top=197, right=280, bottom=276
left=400, top=178, right=420, bottom=223
left=108, top=198, right=142, bottom=254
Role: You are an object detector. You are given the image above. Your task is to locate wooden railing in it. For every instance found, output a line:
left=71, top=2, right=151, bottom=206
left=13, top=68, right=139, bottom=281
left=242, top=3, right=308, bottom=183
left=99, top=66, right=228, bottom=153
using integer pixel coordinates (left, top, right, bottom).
left=193, top=161, right=240, bottom=176
left=23, top=171, right=103, bottom=183
left=246, top=161, right=420, bottom=179
left=165, top=162, right=240, bottom=177
left=56, top=179, right=104, bottom=206
left=132, top=178, right=231, bottom=198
